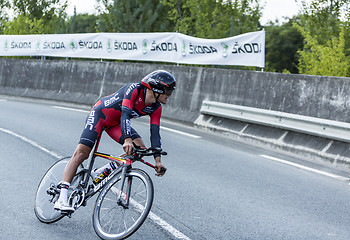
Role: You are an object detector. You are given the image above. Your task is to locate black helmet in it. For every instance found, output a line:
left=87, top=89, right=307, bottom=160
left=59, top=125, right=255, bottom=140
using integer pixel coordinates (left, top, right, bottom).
left=141, top=70, right=176, bottom=96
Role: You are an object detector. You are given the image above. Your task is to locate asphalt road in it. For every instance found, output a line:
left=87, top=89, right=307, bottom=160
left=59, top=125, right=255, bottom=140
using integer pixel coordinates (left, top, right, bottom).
left=1, top=97, right=350, bottom=240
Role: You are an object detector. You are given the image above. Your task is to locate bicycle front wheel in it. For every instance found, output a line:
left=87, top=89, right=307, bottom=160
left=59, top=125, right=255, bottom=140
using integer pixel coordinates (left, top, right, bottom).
left=93, top=168, right=154, bottom=240
left=34, top=157, right=84, bottom=223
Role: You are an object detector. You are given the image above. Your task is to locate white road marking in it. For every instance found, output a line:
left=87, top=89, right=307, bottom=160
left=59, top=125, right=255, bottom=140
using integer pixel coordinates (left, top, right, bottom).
left=147, top=211, right=191, bottom=240
left=1, top=126, right=191, bottom=239
left=260, top=155, right=349, bottom=181
left=111, top=187, right=191, bottom=240
left=161, top=126, right=201, bottom=139
left=142, top=122, right=201, bottom=139
left=0, top=127, right=63, bottom=159
left=52, top=106, right=89, bottom=113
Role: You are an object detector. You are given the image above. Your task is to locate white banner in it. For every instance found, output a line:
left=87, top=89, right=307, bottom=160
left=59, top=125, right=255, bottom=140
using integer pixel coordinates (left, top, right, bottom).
left=0, top=30, right=265, bottom=67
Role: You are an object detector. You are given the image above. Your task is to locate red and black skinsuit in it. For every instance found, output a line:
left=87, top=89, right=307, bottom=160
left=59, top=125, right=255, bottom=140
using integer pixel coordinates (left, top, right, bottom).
left=79, top=83, right=162, bottom=154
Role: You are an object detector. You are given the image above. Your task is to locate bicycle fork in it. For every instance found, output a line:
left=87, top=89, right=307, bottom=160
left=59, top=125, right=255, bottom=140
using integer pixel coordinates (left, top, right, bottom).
left=117, top=166, right=133, bottom=209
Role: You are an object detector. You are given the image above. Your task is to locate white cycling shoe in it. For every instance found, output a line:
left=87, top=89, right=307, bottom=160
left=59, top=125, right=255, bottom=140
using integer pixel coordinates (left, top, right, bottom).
left=54, top=200, right=75, bottom=212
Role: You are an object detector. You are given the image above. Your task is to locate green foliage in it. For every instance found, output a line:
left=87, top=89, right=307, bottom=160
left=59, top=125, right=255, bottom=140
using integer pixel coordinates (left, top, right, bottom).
left=264, top=17, right=304, bottom=73
left=12, top=0, right=67, bottom=20
left=97, top=0, right=173, bottom=32
left=3, top=14, right=46, bottom=34
left=162, top=0, right=262, bottom=38
left=298, top=0, right=347, bottom=44
left=67, top=13, right=98, bottom=33
left=282, top=69, right=291, bottom=74
left=291, top=0, right=350, bottom=76
left=4, top=0, right=68, bottom=34
left=0, top=0, right=10, bottom=34
left=2, top=0, right=350, bottom=77
left=295, top=23, right=349, bottom=77
left=96, top=0, right=262, bottom=37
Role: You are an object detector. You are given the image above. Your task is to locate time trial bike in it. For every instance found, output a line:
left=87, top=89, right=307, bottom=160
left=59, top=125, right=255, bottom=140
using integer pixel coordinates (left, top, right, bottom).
left=34, top=130, right=167, bottom=240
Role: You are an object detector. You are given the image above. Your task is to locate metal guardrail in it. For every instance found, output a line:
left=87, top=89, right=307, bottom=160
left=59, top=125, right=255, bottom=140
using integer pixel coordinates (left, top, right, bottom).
left=200, top=100, right=350, bottom=143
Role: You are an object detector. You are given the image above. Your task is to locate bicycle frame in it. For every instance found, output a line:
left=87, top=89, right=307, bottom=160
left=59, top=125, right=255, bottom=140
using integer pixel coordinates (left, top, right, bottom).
left=76, top=130, right=158, bottom=208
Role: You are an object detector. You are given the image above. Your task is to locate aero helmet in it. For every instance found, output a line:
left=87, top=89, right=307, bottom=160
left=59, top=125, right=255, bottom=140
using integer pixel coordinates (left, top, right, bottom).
left=141, top=70, right=176, bottom=96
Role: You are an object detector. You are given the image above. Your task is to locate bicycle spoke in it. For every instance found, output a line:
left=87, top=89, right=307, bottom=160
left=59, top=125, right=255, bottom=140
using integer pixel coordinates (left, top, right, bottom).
left=101, top=196, right=117, bottom=202
left=100, top=205, right=118, bottom=221
left=131, top=189, right=146, bottom=199
left=123, top=218, right=128, bottom=231
left=93, top=169, right=153, bottom=239
left=131, top=215, right=137, bottom=224
left=105, top=214, right=115, bottom=233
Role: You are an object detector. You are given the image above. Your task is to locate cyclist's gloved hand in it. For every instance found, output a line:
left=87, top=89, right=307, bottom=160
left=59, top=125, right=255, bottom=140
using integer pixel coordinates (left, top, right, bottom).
left=155, top=161, right=167, bottom=177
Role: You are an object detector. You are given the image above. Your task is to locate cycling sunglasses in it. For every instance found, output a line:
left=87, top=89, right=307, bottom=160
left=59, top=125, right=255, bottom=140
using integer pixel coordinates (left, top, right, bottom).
left=164, top=88, right=175, bottom=96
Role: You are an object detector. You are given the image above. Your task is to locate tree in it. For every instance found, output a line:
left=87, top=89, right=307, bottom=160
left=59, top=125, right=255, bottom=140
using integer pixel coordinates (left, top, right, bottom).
left=3, top=14, right=46, bottom=34
left=96, top=0, right=173, bottom=32
left=7, top=0, right=68, bottom=33
left=294, top=0, right=350, bottom=76
left=264, top=17, right=304, bottom=73
left=162, top=0, right=262, bottom=38
left=298, top=0, right=350, bottom=54
left=295, top=24, right=348, bottom=77
left=298, top=0, right=347, bottom=44
left=67, top=11, right=98, bottom=33
left=0, top=0, right=10, bottom=34
left=12, top=0, right=67, bottom=19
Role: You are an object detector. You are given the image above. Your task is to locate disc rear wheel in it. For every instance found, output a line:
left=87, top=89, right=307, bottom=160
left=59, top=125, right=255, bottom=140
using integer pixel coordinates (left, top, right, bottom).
left=34, top=157, right=84, bottom=223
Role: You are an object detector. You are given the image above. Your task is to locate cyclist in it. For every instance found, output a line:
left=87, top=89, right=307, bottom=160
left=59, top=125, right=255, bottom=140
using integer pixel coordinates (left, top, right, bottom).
left=54, top=70, right=176, bottom=212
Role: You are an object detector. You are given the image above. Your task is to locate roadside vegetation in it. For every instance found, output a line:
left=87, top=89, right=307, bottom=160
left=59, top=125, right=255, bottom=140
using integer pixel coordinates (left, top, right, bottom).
left=1, top=0, right=350, bottom=76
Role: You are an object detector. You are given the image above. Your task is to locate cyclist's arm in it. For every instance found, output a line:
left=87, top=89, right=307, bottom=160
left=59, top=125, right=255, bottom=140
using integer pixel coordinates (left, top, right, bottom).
left=120, top=85, right=139, bottom=154
left=120, top=106, right=132, bottom=139
left=150, top=106, right=167, bottom=176
left=150, top=106, right=162, bottom=156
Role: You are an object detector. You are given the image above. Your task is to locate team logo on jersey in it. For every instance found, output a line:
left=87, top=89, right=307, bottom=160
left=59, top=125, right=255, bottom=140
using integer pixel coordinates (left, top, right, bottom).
left=126, top=83, right=138, bottom=96
left=85, top=110, right=95, bottom=130
left=131, top=111, right=140, bottom=118
left=104, top=93, right=119, bottom=107
left=142, top=106, right=154, bottom=114
left=135, top=97, right=143, bottom=105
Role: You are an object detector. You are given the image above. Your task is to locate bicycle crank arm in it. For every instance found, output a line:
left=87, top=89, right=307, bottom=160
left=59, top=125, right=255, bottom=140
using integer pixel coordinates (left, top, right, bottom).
left=60, top=210, right=74, bottom=218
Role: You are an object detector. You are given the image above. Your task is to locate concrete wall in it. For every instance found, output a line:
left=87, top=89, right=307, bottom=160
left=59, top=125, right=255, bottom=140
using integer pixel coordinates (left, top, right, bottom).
left=1, top=58, right=350, bottom=167
left=1, top=58, right=349, bottom=123
left=196, top=68, right=350, bottom=122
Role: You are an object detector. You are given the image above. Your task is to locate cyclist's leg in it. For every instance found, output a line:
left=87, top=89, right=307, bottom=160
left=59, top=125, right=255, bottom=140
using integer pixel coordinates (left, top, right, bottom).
left=62, top=108, right=105, bottom=183
left=106, top=125, right=145, bottom=147
left=56, top=108, right=104, bottom=211
left=54, top=143, right=92, bottom=211
left=106, top=125, right=145, bottom=163
left=62, top=144, right=91, bottom=183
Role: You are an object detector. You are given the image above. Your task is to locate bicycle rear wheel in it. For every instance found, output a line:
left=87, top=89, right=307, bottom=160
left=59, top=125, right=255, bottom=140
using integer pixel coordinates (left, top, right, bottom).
left=34, top=157, right=84, bottom=223
left=93, top=168, right=154, bottom=240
